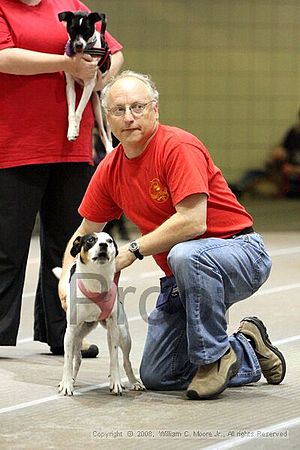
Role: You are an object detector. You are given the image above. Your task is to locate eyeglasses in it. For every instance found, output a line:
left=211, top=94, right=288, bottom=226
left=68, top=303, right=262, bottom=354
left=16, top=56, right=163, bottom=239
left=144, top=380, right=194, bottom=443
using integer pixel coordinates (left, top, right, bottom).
left=107, top=100, right=155, bottom=117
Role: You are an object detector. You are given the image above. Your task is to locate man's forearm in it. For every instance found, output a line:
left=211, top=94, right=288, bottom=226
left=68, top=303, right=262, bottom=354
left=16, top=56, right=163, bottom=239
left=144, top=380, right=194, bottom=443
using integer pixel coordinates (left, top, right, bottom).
left=115, top=208, right=206, bottom=274
left=136, top=194, right=207, bottom=257
left=137, top=210, right=206, bottom=257
left=115, top=194, right=207, bottom=272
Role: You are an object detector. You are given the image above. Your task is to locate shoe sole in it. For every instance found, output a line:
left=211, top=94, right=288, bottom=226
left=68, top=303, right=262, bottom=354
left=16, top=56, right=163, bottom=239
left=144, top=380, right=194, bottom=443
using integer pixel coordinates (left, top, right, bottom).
left=50, top=347, right=64, bottom=356
left=186, top=359, right=240, bottom=400
left=81, top=344, right=99, bottom=358
left=241, top=316, right=286, bottom=384
left=50, top=345, right=99, bottom=358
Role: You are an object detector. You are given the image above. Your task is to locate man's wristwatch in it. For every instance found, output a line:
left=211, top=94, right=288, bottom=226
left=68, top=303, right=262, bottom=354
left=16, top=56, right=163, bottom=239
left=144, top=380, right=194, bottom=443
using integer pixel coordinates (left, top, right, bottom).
left=128, top=240, right=144, bottom=260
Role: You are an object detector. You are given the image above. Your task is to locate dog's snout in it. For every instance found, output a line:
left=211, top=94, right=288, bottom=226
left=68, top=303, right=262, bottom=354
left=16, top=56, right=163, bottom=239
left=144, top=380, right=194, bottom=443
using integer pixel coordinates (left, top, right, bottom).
left=74, top=41, right=84, bottom=52
left=92, top=241, right=109, bottom=262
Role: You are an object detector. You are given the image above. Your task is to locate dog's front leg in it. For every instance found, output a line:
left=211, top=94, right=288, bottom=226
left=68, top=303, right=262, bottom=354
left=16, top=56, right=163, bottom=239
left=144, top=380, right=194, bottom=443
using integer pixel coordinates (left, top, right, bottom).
left=106, top=315, right=124, bottom=395
left=58, top=325, right=76, bottom=395
left=65, top=73, right=78, bottom=141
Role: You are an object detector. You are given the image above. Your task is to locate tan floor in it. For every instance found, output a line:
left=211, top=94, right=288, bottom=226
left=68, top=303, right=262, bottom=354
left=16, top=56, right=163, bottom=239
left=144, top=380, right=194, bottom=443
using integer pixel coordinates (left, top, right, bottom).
left=0, top=232, right=299, bottom=450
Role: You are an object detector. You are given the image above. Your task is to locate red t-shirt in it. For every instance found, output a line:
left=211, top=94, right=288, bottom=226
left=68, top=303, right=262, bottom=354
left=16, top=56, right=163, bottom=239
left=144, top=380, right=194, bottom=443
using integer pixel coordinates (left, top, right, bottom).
left=0, top=0, right=122, bottom=168
left=79, top=124, right=253, bottom=275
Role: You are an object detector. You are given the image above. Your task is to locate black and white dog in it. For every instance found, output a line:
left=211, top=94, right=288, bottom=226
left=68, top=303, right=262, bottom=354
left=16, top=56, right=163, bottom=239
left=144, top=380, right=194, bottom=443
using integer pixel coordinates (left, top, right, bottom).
left=53, top=232, right=145, bottom=396
left=58, top=11, right=112, bottom=150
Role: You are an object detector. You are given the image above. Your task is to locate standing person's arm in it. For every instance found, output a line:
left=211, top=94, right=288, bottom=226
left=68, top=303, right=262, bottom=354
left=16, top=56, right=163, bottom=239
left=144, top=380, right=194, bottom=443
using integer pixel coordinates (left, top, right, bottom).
left=0, top=47, right=98, bottom=81
left=105, top=51, right=124, bottom=80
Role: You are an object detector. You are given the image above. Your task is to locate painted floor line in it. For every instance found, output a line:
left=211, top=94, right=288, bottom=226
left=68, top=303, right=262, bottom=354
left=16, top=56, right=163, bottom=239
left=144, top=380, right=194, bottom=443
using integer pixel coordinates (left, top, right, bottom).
left=253, top=282, right=300, bottom=297
left=269, top=246, right=300, bottom=257
left=17, top=333, right=300, bottom=347
left=0, top=378, right=127, bottom=415
left=7, top=337, right=300, bottom=415
left=274, top=334, right=300, bottom=346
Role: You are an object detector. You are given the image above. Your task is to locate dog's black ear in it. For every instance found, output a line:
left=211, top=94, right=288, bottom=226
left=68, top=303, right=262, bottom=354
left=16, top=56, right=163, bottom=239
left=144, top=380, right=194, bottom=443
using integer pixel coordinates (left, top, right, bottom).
left=89, top=12, right=105, bottom=25
left=70, top=236, right=83, bottom=257
left=112, top=237, right=119, bottom=257
left=58, top=11, right=74, bottom=23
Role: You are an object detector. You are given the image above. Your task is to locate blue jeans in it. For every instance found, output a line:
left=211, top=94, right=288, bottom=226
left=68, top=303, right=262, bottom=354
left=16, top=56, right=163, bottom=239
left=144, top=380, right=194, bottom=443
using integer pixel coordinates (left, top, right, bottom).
left=140, top=233, right=272, bottom=390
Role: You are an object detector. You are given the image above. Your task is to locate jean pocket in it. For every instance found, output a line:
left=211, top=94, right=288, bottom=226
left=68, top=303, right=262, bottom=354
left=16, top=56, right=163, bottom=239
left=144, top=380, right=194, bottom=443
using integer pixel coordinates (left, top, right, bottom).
left=156, top=285, right=182, bottom=313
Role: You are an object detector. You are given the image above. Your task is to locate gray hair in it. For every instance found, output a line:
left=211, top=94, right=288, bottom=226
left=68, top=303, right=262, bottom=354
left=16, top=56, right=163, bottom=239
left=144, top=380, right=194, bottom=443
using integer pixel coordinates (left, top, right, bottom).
left=101, top=70, right=159, bottom=111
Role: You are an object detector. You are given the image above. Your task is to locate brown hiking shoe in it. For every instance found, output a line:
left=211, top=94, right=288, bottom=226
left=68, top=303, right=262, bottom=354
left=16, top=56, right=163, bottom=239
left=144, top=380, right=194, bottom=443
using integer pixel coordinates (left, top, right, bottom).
left=186, top=347, right=239, bottom=400
left=238, top=316, right=286, bottom=385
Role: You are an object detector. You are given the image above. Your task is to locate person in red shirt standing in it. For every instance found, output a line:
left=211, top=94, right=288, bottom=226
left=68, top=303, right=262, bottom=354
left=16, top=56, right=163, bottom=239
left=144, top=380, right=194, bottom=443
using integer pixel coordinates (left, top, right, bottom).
left=0, top=0, right=123, bottom=356
left=59, top=71, right=286, bottom=399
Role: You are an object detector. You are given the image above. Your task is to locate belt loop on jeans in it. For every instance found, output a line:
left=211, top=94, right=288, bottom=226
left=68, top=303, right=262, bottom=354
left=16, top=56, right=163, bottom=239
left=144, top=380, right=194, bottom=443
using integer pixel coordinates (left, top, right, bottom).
left=227, top=226, right=254, bottom=239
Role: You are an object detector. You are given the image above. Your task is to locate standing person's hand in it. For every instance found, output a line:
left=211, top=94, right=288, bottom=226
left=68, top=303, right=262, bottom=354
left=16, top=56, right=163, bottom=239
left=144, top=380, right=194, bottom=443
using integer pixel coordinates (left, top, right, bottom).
left=65, top=54, right=98, bottom=82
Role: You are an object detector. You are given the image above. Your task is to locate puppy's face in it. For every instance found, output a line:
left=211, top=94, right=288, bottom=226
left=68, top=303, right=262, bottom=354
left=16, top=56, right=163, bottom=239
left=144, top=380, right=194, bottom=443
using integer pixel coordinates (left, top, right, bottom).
left=58, top=11, right=105, bottom=52
left=71, top=232, right=118, bottom=265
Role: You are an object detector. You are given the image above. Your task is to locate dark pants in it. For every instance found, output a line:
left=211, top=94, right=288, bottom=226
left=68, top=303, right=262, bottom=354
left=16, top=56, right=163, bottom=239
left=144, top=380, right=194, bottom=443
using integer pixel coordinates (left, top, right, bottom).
left=0, top=163, right=93, bottom=346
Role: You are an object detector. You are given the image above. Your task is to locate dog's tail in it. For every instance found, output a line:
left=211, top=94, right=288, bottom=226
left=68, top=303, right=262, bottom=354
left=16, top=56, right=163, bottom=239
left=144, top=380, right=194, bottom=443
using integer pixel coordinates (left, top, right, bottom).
left=52, top=267, right=62, bottom=279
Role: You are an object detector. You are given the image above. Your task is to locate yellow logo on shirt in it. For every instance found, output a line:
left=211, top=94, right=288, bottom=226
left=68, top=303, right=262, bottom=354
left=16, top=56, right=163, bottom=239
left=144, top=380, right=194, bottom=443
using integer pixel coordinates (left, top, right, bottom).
left=149, top=178, right=169, bottom=202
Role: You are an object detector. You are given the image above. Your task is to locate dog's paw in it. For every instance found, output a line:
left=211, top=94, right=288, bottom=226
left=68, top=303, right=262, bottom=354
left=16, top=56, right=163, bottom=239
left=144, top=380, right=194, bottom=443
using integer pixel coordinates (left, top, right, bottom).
left=58, top=379, right=74, bottom=396
left=109, top=381, right=125, bottom=396
left=131, top=380, right=146, bottom=391
left=67, top=123, right=79, bottom=141
left=67, top=133, right=78, bottom=141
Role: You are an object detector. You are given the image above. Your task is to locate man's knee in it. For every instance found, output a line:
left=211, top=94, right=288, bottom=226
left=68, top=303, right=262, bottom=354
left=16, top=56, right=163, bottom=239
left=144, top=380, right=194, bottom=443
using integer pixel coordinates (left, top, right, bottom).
left=167, top=242, right=191, bottom=273
left=140, top=361, right=165, bottom=390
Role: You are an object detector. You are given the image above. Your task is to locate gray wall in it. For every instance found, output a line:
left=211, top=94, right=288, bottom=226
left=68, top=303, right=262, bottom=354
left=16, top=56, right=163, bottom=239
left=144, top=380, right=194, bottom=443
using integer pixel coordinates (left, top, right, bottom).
left=85, top=0, right=300, bottom=182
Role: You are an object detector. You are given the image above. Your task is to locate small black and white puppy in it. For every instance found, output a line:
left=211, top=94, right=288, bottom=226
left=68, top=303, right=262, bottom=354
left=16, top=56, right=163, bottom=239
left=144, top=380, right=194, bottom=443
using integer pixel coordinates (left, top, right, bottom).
left=53, top=231, right=145, bottom=396
left=58, top=10, right=112, bottom=150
